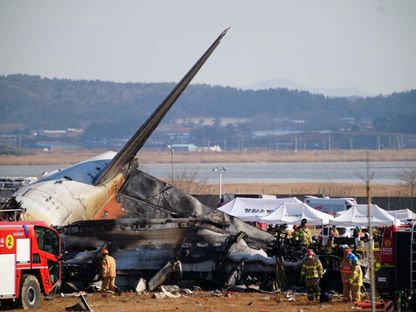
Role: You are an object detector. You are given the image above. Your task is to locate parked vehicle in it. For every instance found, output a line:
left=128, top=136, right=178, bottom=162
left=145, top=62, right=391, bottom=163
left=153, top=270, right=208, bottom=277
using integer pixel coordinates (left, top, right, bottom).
left=224, top=193, right=277, bottom=201
left=320, top=225, right=354, bottom=246
left=304, top=196, right=356, bottom=215
left=0, top=221, right=62, bottom=309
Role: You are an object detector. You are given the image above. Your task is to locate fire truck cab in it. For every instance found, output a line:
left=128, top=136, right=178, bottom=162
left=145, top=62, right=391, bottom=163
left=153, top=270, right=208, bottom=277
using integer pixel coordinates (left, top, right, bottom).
left=0, top=221, right=61, bottom=309
left=376, top=222, right=416, bottom=304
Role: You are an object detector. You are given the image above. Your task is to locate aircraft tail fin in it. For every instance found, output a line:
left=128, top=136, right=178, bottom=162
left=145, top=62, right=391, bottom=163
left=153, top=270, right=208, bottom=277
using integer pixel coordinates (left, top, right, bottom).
left=94, top=28, right=230, bottom=185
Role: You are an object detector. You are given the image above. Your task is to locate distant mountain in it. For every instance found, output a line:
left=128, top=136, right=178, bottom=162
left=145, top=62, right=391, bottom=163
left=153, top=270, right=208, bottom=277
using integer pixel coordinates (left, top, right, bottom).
left=242, top=78, right=371, bottom=98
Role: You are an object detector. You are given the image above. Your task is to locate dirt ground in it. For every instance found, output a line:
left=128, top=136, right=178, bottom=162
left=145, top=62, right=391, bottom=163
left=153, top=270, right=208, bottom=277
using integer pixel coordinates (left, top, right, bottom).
left=3, top=291, right=379, bottom=312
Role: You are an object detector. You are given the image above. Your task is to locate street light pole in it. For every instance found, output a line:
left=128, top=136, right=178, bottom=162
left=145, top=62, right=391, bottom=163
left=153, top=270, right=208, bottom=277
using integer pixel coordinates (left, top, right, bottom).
left=212, top=167, right=227, bottom=202
left=167, top=145, right=174, bottom=184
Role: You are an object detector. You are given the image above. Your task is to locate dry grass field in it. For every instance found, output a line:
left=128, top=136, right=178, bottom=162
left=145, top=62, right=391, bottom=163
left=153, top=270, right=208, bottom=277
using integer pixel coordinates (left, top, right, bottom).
left=1, top=149, right=414, bottom=197
left=0, top=148, right=415, bottom=166
left=203, top=182, right=409, bottom=197
left=138, top=149, right=416, bottom=164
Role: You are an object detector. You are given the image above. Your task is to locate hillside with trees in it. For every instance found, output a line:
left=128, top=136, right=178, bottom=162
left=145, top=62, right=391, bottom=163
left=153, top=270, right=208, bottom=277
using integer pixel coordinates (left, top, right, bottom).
left=0, top=74, right=415, bottom=150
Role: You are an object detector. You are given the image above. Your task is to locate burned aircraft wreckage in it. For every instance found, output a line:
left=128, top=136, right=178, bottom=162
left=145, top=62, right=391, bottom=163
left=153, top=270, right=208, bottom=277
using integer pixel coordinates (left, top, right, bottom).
left=59, top=170, right=280, bottom=291
left=57, top=171, right=343, bottom=292
left=4, top=28, right=344, bottom=293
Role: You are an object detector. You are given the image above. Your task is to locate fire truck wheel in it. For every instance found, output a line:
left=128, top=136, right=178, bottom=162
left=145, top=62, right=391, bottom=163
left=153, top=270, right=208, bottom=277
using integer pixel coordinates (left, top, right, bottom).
left=20, top=274, right=42, bottom=309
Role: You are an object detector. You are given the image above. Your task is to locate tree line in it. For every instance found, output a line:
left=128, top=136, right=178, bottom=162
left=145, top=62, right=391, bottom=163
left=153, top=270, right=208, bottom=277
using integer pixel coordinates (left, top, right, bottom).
left=1, top=74, right=415, bottom=140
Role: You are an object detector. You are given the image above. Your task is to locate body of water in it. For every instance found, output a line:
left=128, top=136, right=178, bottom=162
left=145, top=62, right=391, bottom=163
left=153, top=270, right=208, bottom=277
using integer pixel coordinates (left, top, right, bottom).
left=1, top=161, right=415, bottom=184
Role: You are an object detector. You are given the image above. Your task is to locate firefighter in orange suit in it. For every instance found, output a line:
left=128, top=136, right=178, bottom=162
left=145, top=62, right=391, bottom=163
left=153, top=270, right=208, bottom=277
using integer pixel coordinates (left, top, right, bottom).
left=101, top=248, right=118, bottom=292
left=339, top=248, right=354, bottom=302
left=301, top=249, right=323, bottom=301
left=349, top=257, right=363, bottom=302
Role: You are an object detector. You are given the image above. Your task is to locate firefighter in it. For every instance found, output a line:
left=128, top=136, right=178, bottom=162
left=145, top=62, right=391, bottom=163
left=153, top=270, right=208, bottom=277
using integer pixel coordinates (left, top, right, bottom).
left=323, top=236, right=335, bottom=254
left=278, top=223, right=291, bottom=239
left=361, top=228, right=370, bottom=257
left=300, top=249, right=323, bottom=301
left=299, top=218, right=312, bottom=247
left=353, top=226, right=363, bottom=251
left=329, top=225, right=339, bottom=238
left=284, top=224, right=292, bottom=239
left=101, top=248, right=119, bottom=293
left=349, top=257, right=363, bottom=302
left=340, top=248, right=354, bottom=302
left=293, top=224, right=300, bottom=241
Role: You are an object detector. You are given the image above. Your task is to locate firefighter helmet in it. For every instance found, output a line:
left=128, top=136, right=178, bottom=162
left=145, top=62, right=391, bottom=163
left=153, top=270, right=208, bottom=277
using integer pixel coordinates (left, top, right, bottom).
left=347, top=252, right=358, bottom=264
left=306, top=248, right=314, bottom=256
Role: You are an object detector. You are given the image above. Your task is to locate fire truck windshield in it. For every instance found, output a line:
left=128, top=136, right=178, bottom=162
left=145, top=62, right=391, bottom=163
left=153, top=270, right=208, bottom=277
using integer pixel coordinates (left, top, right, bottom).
left=34, top=226, right=60, bottom=257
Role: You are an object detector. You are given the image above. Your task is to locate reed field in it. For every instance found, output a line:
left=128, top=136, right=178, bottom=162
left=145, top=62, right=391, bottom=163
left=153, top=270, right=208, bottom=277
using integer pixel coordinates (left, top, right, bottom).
left=139, top=149, right=416, bottom=164
left=0, top=148, right=415, bottom=165
left=202, top=182, right=409, bottom=197
left=1, top=149, right=414, bottom=197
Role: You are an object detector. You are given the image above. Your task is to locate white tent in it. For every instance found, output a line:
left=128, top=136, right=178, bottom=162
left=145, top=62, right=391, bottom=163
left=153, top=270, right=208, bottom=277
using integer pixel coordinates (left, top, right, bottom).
left=387, top=209, right=416, bottom=222
left=329, top=204, right=399, bottom=227
left=218, top=197, right=302, bottom=222
left=259, top=202, right=334, bottom=225
left=335, top=209, right=348, bottom=217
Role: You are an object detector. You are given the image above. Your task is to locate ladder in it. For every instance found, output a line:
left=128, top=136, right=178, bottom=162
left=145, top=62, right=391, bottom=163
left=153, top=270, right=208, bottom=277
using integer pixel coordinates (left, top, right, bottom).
left=411, top=221, right=416, bottom=290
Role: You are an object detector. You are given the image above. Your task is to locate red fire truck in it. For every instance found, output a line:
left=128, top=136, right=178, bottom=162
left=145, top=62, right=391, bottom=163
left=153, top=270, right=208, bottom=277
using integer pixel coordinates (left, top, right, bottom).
left=376, top=222, right=416, bottom=309
left=0, top=221, right=62, bottom=309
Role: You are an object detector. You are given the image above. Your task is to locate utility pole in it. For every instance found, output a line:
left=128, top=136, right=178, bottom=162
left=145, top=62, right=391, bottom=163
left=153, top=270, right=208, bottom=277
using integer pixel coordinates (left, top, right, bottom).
left=365, top=151, right=376, bottom=312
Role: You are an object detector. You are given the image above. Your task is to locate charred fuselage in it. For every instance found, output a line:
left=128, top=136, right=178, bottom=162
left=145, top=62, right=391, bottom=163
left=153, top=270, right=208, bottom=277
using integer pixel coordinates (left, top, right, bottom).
left=58, top=169, right=278, bottom=291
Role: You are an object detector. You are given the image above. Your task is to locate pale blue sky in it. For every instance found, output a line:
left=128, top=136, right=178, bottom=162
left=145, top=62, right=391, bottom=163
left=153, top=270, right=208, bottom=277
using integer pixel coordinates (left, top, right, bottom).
left=0, top=0, right=415, bottom=95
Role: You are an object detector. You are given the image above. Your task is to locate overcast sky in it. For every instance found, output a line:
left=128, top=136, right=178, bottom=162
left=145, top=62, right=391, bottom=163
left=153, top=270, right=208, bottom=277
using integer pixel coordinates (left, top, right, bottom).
left=1, top=0, right=415, bottom=95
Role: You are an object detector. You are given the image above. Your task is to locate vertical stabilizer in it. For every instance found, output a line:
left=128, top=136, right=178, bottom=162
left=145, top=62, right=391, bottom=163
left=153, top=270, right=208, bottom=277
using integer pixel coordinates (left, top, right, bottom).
left=94, top=28, right=230, bottom=185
